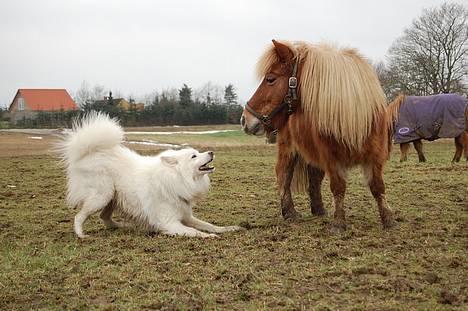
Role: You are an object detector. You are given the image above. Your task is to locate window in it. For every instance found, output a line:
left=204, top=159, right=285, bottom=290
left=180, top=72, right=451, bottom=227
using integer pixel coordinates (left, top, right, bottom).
left=18, top=97, right=25, bottom=111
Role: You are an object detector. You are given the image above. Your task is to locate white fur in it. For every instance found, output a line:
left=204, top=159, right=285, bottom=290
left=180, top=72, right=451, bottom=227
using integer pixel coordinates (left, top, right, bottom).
left=56, top=112, right=242, bottom=238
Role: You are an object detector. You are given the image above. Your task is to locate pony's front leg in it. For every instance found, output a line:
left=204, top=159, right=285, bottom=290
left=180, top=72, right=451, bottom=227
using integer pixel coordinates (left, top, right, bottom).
left=328, top=169, right=347, bottom=232
left=276, top=152, right=300, bottom=220
left=308, top=165, right=326, bottom=216
left=399, top=143, right=410, bottom=162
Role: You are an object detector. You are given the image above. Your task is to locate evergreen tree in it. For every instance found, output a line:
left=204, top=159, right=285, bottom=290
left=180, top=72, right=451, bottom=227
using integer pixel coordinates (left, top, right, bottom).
left=178, top=84, right=193, bottom=107
left=224, top=84, right=238, bottom=105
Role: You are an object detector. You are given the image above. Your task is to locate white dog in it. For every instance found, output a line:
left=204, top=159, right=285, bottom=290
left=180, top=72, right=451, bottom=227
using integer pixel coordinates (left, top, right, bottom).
left=56, top=112, right=242, bottom=238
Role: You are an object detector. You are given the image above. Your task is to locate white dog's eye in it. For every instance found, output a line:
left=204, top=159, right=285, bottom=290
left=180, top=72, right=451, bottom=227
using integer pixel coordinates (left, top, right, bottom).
left=191, top=154, right=197, bottom=159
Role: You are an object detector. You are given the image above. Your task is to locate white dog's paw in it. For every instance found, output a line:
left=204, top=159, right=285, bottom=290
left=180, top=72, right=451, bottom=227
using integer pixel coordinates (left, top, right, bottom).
left=222, top=225, right=245, bottom=232
left=203, top=233, right=220, bottom=238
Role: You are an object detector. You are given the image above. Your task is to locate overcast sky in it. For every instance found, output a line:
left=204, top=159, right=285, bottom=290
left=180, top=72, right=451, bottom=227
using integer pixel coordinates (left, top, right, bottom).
left=0, top=0, right=460, bottom=108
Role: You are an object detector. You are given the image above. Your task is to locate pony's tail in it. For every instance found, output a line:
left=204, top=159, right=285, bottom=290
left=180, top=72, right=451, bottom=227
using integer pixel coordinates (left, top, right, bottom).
left=291, top=155, right=309, bottom=193
left=55, top=111, right=124, bottom=166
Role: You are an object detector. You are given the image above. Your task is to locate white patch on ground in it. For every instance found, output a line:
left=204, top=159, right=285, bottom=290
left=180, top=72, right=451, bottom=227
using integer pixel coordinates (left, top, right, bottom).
left=125, top=130, right=235, bottom=135
left=28, top=136, right=43, bottom=140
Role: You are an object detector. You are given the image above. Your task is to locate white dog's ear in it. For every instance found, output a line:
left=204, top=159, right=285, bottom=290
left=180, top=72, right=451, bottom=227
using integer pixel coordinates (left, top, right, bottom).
left=161, top=156, right=178, bottom=167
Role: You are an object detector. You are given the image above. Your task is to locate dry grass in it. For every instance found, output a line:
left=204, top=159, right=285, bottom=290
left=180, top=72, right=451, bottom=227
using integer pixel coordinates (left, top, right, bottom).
left=0, top=127, right=467, bottom=310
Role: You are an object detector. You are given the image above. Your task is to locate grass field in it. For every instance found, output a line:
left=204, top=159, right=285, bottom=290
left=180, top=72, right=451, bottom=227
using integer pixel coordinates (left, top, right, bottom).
left=0, top=127, right=467, bottom=310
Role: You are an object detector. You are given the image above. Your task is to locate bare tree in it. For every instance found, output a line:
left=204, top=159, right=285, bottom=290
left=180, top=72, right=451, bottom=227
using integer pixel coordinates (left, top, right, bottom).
left=91, top=84, right=106, bottom=101
left=74, top=81, right=92, bottom=108
left=386, top=2, right=468, bottom=96
left=74, top=81, right=109, bottom=108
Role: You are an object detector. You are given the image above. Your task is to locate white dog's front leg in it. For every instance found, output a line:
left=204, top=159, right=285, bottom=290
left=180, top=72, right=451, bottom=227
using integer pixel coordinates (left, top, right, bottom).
left=184, top=216, right=243, bottom=233
left=160, top=222, right=218, bottom=238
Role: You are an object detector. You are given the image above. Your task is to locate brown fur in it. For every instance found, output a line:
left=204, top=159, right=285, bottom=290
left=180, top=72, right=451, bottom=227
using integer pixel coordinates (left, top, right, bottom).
left=387, top=95, right=468, bottom=162
left=243, top=40, right=396, bottom=230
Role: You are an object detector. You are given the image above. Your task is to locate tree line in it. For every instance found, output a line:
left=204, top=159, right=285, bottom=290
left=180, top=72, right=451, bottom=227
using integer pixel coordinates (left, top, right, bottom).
left=8, top=83, right=244, bottom=128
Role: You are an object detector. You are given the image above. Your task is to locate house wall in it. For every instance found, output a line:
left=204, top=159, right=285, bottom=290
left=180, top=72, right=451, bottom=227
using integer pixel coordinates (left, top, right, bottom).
left=117, top=100, right=130, bottom=111
left=9, top=94, right=37, bottom=124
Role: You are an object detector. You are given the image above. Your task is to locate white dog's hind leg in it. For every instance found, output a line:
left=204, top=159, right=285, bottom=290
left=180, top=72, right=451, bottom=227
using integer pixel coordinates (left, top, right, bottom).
left=75, top=194, right=112, bottom=238
left=183, top=216, right=243, bottom=233
left=160, top=222, right=218, bottom=238
left=100, top=198, right=122, bottom=229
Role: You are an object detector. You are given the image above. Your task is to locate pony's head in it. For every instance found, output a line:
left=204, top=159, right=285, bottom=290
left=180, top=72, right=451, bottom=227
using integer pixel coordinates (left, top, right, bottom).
left=241, top=40, right=298, bottom=137
left=242, top=39, right=388, bottom=149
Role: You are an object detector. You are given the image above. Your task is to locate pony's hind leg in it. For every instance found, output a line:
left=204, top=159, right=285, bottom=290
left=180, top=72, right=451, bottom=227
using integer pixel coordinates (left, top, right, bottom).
left=400, top=143, right=410, bottom=162
left=363, top=164, right=396, bottom=229
left=276, top=152, right=300, bottom=220
left=452, top=135, right=463, bottom=162
left=328, top=168, right=347, bottom=232
left=463, top=132, right=468, bottom=161
left=413, top=140, right=426, bottom=162
left=308, top=165, right=326, bottom=216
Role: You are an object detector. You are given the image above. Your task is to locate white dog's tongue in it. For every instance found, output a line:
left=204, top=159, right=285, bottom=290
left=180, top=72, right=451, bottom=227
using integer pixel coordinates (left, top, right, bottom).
left=199, top=159, right=214, bottom=172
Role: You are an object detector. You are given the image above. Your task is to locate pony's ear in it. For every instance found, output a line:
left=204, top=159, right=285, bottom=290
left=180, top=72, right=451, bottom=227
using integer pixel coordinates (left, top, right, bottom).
left=272, top=39, right=294, bottom=63
left=161, top=156, right=178, bottom=167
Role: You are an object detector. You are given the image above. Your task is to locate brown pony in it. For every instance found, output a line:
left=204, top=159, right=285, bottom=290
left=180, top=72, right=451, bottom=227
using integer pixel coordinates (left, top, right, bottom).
left=241, top=40, right=396, bottom=231
left=387, top=94, right=468, bottom=163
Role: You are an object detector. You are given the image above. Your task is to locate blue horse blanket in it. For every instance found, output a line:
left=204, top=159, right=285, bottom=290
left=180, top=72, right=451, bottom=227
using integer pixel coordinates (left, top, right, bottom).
left=394, top=94, right=467, bottom=144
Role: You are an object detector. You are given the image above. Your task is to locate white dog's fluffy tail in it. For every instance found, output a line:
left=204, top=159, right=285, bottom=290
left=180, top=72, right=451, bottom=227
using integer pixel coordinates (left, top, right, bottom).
left=56, top=111, right=124, bottom=165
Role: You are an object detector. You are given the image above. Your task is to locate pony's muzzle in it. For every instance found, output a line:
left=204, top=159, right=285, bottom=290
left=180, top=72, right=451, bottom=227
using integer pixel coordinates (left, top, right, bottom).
left=241, top=111, right=265, bottom=136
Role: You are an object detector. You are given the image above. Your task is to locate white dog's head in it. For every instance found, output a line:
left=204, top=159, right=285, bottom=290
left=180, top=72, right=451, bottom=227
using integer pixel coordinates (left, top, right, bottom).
left=160, top=148, right=215, bottom=178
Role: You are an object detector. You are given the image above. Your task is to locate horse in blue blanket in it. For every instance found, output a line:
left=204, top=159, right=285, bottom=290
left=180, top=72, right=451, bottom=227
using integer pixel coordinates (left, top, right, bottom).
left=387, top=94, right=468, bottom=162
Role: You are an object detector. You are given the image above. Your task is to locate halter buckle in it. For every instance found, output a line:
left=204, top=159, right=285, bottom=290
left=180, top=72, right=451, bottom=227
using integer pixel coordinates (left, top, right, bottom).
left=261, top=115, right=271, bottom=124
left=288, top=77, right=297, bottom=89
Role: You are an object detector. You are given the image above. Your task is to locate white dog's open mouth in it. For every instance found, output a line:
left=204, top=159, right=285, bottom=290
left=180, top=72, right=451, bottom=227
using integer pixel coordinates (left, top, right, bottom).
left=199, top=158, right=214, bottom=172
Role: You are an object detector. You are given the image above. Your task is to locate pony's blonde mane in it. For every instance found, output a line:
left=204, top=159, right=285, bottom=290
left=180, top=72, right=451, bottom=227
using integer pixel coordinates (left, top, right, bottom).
left=257, top=41, right=387, bottom=149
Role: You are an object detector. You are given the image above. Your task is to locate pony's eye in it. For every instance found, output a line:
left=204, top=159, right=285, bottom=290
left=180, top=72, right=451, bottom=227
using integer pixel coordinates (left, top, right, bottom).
left=265, top=76, right=276, bottom=84
left=191, top=154, right=197, bottom=159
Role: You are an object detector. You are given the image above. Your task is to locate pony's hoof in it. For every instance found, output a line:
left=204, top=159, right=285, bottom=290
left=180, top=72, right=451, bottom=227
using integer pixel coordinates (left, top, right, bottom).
left=383, top=220, right=399, bottom=230
left=282, top=209, right=302, bottom=221
left=311, top=206, right=327, bottom=217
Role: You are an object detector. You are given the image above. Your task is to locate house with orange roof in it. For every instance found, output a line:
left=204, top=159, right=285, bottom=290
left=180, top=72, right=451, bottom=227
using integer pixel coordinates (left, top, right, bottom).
left=8, top=89, right=78, bottom=124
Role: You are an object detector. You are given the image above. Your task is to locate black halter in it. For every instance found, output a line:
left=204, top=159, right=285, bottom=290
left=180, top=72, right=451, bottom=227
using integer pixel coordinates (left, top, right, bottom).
left=245, top=58, right=299, bottom=136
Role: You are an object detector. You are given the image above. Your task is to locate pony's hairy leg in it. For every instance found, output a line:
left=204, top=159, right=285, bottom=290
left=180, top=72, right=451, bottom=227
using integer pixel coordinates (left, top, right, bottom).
left=400, top=143, right=410, bottom=162
left=364, top=164, right=396, bottom=229
left=328, top=169, right=347, bottom=231
left=413, top=140, right=426, bottom=162
left=452, top=135, right=464, bottom=162
left=276, top=152, right=300, bottom=220
left=308, top=165, right=326, bottom=216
